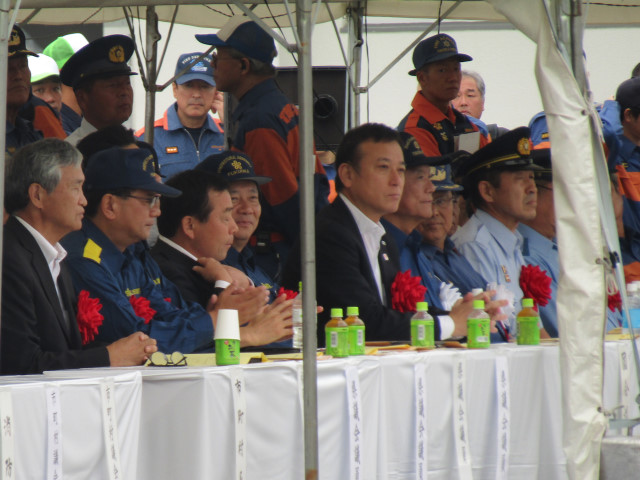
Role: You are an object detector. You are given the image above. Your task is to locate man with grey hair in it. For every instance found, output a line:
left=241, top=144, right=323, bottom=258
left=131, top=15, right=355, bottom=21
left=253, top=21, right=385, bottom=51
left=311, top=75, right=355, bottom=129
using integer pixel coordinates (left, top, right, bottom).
left=2, top=138, right=157, bottom=374
left=452, top=70, right=508, bottom=139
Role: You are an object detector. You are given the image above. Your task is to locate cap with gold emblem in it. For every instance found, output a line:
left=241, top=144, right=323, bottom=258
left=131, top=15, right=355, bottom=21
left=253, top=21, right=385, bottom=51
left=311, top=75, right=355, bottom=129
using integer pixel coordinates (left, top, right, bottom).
left=8, top=25, right=37, bottom=58
left=84, top=147, right=181, bottom=197
left=452, top=126, right=542, bottom=179
left=196, top=151, right=272, bottom=185
left=60, top=35, right=137, bottom=88
left=409, top=33, right=471, bottom=76
left=431, top=164, right=463, bottom=191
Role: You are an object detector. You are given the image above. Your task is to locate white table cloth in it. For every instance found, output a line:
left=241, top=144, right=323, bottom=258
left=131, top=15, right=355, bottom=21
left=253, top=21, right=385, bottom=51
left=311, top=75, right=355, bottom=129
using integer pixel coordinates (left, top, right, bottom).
left=25, top=341, right=639, bottom=479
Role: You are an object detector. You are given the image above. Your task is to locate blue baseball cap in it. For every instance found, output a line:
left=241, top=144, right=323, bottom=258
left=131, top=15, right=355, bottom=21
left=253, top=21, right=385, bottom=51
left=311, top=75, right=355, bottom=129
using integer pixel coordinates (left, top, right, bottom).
left=409, top=33, right=472, bottom=76
left=84, top=147, right=181, bottom=197
left=175, top=53, right=215, bottom=86
left=196, top=151, right=271, bottom=185
left=196, top=17, right=277, bottom=65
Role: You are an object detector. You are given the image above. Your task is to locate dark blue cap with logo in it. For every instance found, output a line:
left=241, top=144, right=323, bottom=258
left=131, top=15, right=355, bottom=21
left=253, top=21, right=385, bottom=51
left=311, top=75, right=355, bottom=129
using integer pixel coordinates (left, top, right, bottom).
left=196, top=17, right=277, bottom=65
left=84, top=147, right=181, bottom=197
left=196, top=151, right=271, bottom=185
left=175, top=52, right=215, bottom=86
left=60, top=35, right=137, bottom=88
left=400, top=131, right=470, bottom=169
left=430, top=164, right=463, bottom=192
left=8, top=25, right=37, bottom=58
left=452, top=126, right=541, bottom=179
left=409, top=33, right=472, bottom=76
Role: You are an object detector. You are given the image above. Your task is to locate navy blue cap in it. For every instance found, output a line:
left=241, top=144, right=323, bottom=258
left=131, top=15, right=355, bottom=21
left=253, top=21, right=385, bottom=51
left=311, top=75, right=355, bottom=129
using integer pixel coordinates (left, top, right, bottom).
left=532, top=148, right=552, bottom=182
left=430, top=164, right=463, bottom=191
left=399, top=131, right=470, bottom=169
left=196, top=17, right=277, bottom=65
left=196, top=151, right=271, bottom=185
left=453, top=126, right=541, bottom=179
left=9, top=25, right=37, bottom=58
left=60, top=35, right=137, bottom=88
left=616, top=77, right=640, bottom=110
left=409, top=34, right=472, bottom=76
left=84, top=147, right=181, bottom=197
left=175, top=53, right=215, bottom=86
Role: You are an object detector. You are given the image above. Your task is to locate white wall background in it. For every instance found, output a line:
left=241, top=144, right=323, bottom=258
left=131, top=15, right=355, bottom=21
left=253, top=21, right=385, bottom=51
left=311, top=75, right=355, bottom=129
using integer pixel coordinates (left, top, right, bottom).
left=106, top=17, right=640, bottom=137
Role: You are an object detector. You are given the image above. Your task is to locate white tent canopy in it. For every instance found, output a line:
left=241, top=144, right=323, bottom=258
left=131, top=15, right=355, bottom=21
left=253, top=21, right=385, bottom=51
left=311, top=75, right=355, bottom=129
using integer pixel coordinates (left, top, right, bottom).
left=3, top=1, right=631, bottom=478
left=11, top=0, right=640, bottom=26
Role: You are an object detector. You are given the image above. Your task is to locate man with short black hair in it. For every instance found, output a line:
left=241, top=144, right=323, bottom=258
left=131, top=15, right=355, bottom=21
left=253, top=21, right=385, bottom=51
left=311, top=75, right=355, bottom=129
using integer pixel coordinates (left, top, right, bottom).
left=136, top=52, right=225, bottom=178
left=61, top=35, right=136, bottom=145
left=197, top=17, right=329, bottom=263
left=2, top=139, right=157, bottom=374
left=196, top=151, right=280, bottom=299
left=399, top=34, right=489, bottom=156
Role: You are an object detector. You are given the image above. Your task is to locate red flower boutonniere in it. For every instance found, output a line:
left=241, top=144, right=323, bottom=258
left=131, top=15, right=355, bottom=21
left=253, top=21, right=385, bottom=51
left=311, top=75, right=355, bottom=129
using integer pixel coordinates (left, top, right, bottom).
left=129, top=295, right=156, bottom=324
left=277, top=287, right=298, bottom=300
left=519, top=265, right=552, bottom=311
left=391, top=270, right=427, bottom=313
left=608, top=291, right=622, bottom=312
left=77, top=290, right=104, bottom=345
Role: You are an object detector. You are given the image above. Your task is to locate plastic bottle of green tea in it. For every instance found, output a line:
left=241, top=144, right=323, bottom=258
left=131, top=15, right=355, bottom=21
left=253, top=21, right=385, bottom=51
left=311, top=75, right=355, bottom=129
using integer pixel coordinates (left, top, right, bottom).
left=411, top=302, right=434, bottom=348
left=517, top=298, right=540, bottom=345
left=325, top=308, right=349, bottom=357
left=345, top=306, right=365, bottom=355
left=467, top=300, right=490, bottom=349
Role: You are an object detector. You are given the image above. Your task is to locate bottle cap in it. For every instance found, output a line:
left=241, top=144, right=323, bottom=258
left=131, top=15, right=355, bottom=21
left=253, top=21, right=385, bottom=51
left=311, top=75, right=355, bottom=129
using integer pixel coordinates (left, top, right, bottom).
left=416, top=301, right=428, bottom=311
left=522, top=298, right=534, bottom=308
left=298, top=281, right=302, bottom=293
left=330, top=308, right=343, bottom=318
left=471, top=288, right=483, bottom=296
left=346, top=306, right=359, bottom=316
left=472, top=299, right=485, bottom=309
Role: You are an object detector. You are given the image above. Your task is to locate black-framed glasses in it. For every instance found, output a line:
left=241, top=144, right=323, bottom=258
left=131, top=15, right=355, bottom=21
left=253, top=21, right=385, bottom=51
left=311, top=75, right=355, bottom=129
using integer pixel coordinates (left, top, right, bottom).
left=117, top=194, right=161, bottom=208
left=148, top=351, right=187, bottom=367
left=211, top=52, right=244, bottom=68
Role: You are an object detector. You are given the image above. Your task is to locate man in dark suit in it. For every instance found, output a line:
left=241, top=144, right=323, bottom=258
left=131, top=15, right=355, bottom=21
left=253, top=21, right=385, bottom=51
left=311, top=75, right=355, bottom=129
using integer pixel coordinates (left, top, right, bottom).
left=283, top=123, right=476, bottom=344
left=152, top=169, right=281, bottom=325
left=2, top=138, right=157, bottom=375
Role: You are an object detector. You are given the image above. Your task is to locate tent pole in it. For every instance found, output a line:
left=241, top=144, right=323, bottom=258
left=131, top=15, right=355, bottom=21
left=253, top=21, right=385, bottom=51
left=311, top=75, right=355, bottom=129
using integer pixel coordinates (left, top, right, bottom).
left=143, top=6, right=159, bottom=145
left=347, top=2, right=363, bottom=128
left=297, top=0, right=319, bottom=479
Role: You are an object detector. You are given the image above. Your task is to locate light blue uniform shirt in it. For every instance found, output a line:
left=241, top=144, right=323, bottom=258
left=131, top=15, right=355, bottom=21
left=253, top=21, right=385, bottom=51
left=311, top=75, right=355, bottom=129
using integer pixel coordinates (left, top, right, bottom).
left=518, top=224, right=558, bottom=337
left=452, top=209, right=525, bottom=327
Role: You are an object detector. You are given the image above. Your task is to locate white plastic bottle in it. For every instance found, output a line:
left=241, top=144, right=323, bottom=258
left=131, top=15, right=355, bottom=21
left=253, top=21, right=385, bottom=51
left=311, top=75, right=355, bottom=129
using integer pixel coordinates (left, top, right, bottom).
left=292, top=282, right=303, bottom=349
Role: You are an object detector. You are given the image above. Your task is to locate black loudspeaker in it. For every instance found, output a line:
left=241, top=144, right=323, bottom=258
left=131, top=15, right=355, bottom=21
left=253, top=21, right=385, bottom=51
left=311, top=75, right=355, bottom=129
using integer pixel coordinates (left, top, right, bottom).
left=274, top=66, right=348, bottom=152
left=227, top=66, right=348, bottom=152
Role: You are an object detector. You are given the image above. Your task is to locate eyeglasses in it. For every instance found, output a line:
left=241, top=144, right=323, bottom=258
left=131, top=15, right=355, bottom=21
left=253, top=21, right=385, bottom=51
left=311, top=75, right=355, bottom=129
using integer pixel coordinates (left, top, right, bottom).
left=117, top=194, right=161, bottom=208
left=148, top=351, right=187, bottom=367
left=433, top=195, right=455, bottom=208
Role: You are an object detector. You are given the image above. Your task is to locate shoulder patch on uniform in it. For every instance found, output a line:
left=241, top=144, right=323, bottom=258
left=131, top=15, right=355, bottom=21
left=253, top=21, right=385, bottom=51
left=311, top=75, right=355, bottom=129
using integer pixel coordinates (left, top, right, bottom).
left=166, top=146, right=178, bottom=154
left=83, top=239, right=102, bottom=264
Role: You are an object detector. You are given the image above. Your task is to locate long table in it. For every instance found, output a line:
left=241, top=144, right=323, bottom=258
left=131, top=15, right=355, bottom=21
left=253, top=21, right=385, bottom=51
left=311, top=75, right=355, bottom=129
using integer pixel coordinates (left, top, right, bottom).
left=1, top=341, right=635, bottom=479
